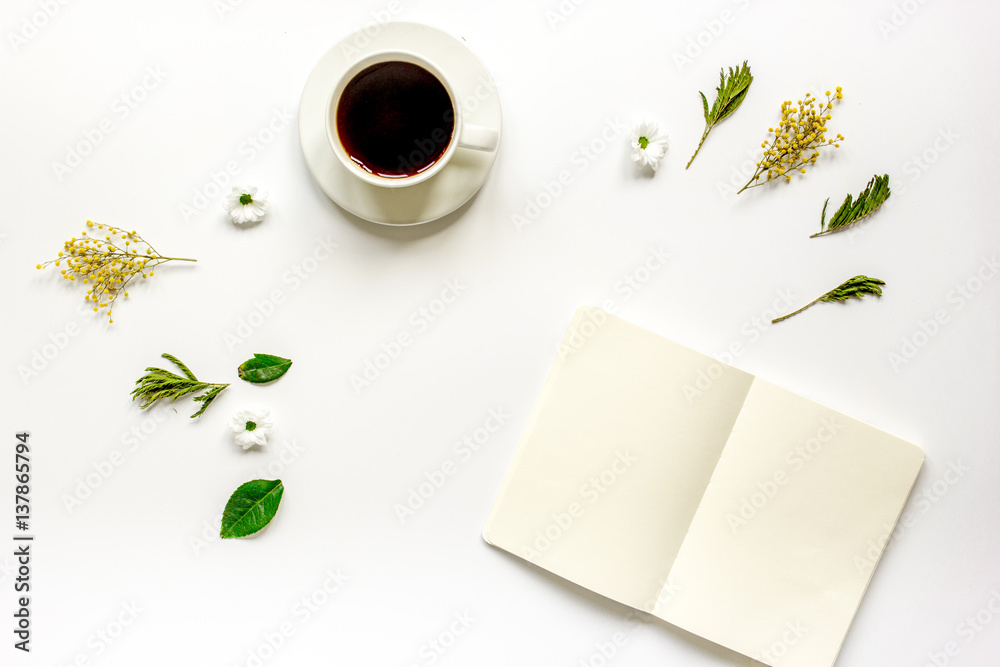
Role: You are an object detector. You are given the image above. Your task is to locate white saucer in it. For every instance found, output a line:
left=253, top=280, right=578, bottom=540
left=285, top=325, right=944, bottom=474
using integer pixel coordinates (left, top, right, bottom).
left=299, top=22, right=502, bottom=226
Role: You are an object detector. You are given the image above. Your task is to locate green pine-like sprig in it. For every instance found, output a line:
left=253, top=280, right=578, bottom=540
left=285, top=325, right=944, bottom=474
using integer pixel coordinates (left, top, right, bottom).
left=687, top=61, right=753, bottom=169
left=131, top=353, right=229, bottom=418
left=772, top=276, right=886, bottom=324
left=812, top=174, right=891, bottom=237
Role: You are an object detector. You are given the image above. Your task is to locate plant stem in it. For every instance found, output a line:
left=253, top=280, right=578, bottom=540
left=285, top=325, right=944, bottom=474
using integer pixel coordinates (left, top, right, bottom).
left=771, top=298, right=820, bottom=324
left=737, top=177, right=759, bottom=194
left=162, top=257, right=198, bottom=262
left=686, top=127, right=711, bottom=169
left=810, top=208, right=883, bottom=239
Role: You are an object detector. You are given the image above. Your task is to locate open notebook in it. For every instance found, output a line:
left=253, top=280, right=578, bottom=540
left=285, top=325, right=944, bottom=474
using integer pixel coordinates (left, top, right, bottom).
left=483, top=307, right=924, bottom=667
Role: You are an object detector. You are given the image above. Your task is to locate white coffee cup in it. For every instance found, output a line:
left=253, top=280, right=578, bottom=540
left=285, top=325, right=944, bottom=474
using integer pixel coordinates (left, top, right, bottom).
left=326, top=50, right=498, bottom=188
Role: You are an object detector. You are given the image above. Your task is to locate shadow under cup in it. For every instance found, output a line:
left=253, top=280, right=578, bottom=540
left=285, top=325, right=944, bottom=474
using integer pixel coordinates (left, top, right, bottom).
left=331, top=54, right=459, bottom=187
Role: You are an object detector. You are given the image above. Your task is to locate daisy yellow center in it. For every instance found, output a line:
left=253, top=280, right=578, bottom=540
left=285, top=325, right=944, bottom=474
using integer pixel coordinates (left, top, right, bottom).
left=638, top=136, right=650, bottom=150
left=245, top=420, right=257, bottom=432
left=239, top=194, right=253, bottom=205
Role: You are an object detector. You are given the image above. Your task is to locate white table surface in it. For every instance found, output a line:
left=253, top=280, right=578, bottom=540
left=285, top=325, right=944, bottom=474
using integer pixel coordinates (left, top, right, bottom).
left=2, top=1, right=998, bottom=665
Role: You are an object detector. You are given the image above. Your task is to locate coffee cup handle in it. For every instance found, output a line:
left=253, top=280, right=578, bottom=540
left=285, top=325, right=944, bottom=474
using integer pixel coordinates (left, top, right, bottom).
left=458, top=124, right=499, bottom=152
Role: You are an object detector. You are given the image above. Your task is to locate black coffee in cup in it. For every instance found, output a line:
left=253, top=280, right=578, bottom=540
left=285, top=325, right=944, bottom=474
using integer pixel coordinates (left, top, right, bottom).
left=336, top=61, right=455, bottom=179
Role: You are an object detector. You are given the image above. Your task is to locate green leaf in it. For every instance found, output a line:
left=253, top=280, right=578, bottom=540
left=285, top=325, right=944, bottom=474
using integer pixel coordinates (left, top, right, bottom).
left=714, top=64, right=753, bottom=123
left=772, top=275, right=885, bottom=324
left=162, top=353, right=198, bottom=381
left=131, top=353, right=229, bottom=418
left=812, top=174, right=891, bottom=237
left=238, top=353, right=293, bottom=384
left=220, top=479, right=284, bottom=539
left=190, top=384, right=227, bottom=419
left=687, top=60, right=753, bottom=168
left=818, top=275, right=886, bottom=303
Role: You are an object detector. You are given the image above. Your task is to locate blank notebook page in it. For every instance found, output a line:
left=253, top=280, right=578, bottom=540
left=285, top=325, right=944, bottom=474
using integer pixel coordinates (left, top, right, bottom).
left=483, top=307, right=754, bottom=610
left=654, top=378, right=925, bottom=667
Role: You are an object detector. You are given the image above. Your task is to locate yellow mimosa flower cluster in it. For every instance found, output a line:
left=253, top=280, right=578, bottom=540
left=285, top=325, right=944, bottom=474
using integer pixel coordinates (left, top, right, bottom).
left=739, top=87, right=844, bottom=194
left=36, top=221, right=195, bottom=323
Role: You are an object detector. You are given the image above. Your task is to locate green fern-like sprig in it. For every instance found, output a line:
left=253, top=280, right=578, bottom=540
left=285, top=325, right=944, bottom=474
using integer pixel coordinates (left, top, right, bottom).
left=131, top=353, right=230, bottom=418
left=812, top=174, right=891, bottom=238
left=686, top=61, right=753, bottom=169
left=772, top=276, right=886, bottom=324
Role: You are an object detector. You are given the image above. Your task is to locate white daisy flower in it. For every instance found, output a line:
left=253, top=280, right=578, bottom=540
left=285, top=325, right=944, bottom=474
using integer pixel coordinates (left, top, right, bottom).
left=630, top=121, right=669, bottom=171
left=229, top=408, right=273, bottom=450
left=224, top=186, right=270, bottom=225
